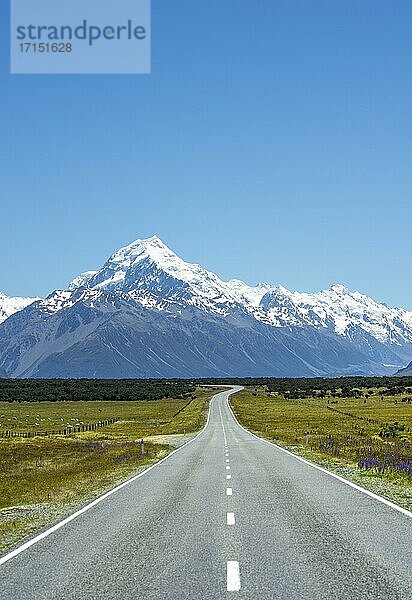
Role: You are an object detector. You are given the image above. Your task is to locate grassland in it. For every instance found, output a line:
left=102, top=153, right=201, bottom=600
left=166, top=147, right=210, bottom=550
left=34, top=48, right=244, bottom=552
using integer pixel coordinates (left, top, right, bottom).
left=0, top=387, right=217, bottom=552
left=230, top=387, right=412, bottom=510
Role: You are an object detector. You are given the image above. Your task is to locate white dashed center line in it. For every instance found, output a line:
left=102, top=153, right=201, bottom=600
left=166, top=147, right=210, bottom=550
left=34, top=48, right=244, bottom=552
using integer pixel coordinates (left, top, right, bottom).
left=220, top=398, right=240, bottom=593
left=227, top=512, right=235, bottom=525
left=219, top=404, right=228, bottom=447
left=227, top=561, right=241, bottom=591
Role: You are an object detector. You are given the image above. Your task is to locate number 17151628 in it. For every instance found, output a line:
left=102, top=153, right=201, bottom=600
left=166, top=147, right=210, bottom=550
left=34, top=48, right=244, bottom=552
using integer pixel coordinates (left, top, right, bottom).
left=19, top=42, right=72, bottom=53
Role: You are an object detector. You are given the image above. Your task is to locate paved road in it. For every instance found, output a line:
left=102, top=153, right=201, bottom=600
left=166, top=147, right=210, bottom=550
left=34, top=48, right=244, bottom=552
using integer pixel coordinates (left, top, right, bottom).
left=1, top=387, right=411, bottom=599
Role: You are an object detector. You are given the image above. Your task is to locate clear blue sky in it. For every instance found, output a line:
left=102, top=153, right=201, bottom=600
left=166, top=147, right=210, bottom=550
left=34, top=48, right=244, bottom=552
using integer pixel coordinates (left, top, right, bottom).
left=1, top=1, right=411, bottom=308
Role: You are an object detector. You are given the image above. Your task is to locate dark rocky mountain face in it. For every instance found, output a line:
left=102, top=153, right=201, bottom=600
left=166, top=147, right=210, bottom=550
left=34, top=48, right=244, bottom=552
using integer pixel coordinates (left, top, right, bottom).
left=0, top=290, right=390, bottom=379
left=0, top=236, right=411, bottom=378
left=396, top=361, right=412, bottom=376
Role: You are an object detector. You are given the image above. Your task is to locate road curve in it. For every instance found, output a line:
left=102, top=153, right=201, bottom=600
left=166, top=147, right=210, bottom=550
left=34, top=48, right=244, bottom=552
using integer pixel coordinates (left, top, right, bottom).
left=0, top=386, right=411, bottom=599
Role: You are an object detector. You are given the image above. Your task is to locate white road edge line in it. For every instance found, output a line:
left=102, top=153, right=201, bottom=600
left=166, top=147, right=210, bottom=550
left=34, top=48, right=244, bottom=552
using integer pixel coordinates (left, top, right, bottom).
left=226, top=392, right=412, bottom=519
left=227, top=512, right=235, bottom=525
left=226, top=487, right=233, bottom=496
left=0, top=387, right=240, bottom=567
left=227, top=560, right=241, bottom=591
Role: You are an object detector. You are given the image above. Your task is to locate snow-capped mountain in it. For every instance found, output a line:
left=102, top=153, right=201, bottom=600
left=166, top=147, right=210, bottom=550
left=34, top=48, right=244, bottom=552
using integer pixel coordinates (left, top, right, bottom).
left=260, top=284, right=412, bottom=347
left=68, top=236, right=412, bottom=352
left=0, top=235, right=411, bottom=378
left=0, top=292, right=40, bottom=325
left=68, top=236, right=271, bottom=315
left=0, top=284, right=378, bottom=378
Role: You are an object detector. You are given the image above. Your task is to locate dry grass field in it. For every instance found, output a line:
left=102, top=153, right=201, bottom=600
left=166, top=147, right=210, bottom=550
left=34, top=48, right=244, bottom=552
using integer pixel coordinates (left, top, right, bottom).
left=0, top=387, right=216, bottom=552
left=230, top=387, right=412, bottom=509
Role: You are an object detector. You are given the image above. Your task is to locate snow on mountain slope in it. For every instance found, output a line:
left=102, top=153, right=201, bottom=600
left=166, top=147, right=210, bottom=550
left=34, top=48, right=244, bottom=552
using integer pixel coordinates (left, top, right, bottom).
left=82, top=236, right=220, bottom=291
left=2, top=235, right=412, bottom=378
left=0, top=285, right=388, bottom=379
left=68, top=236, right=271, bottom=315
left=68, top=271, right=98, bottom=291
left=226, top=279, right=273, bottom=307
left=0, top=288, right=141, bottom=378
left=261, top=284, right=412, bottom=347
left=66, top=236, right=412, bottom=355
left=0, top=292, right=41, bottom=324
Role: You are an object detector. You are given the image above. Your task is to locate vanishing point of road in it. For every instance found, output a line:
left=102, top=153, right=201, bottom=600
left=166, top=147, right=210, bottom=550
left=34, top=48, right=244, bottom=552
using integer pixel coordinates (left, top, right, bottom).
left=1, top=387, right=411, bottom=599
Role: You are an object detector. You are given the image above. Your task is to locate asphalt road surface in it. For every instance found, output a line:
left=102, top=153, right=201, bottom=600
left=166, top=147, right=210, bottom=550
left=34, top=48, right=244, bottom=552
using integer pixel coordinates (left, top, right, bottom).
left=1, top=387, right=411, bottom=599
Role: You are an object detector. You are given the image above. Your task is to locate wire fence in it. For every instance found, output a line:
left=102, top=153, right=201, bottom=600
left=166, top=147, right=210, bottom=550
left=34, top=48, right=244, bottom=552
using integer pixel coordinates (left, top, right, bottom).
left=0, top=417, right=120, bottom=438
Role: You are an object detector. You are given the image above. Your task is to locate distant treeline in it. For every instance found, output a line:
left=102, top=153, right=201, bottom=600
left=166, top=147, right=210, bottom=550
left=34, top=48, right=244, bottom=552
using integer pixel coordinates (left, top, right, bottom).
left=190, top=376, right=412, bottom=398
left=1, top=376, right=412, bottom=403
left=262, top=377, right=412, bottom=399
left=0, top=379, right=196, bottom=403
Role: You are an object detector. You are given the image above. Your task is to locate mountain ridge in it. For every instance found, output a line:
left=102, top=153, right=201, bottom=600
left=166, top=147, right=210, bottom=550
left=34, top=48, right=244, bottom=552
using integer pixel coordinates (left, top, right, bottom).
left=0, top=291, right=41, bottom=325
left=66, top=236, right=412, bottom=349
left=396, top=361, right=412, bottom=376
left=1, top=236, right=411, bottom=378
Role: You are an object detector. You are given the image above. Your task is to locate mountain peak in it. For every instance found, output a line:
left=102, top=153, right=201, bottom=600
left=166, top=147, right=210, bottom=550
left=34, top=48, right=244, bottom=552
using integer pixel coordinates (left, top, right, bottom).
left=123, top=235, right=170, bottom=252
left=2, top=237, right=412, bottom=379
left=70, top=235, right=229, bottom=303
left=107, top=236, right=178, bottom=269
left=329, top=283, right=349, bottom=294
left=0, top=291, right=41, bottom=324
left=67, top=236, right=268, bottom=312
left=63, top=236, right=412, bottom=352
left=142, top=234, right=166, bottom=245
